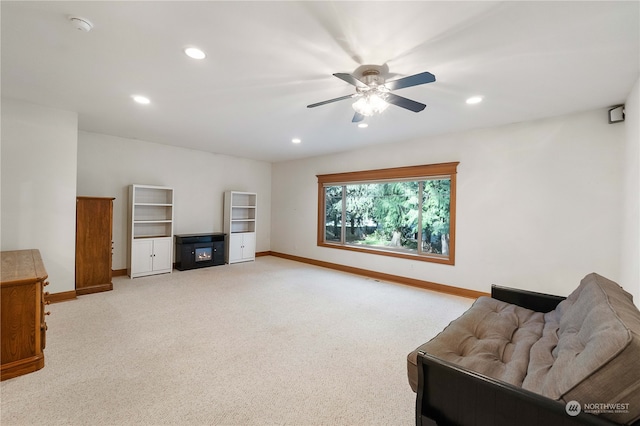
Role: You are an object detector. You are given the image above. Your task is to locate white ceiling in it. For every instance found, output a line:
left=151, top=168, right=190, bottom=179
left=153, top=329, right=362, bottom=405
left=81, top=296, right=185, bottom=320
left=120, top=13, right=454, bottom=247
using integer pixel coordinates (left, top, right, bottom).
left=2, top=1, right=639, bottom=163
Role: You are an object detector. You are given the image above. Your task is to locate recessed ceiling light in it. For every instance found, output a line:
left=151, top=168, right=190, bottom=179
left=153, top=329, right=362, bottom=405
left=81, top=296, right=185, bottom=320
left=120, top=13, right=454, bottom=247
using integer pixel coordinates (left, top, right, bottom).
left=292, top=138, right=301, bottom=144
left=358, top=123, right=368, bottom=128
left=466, top=96, right=483, bottom=105
left=184, top=47, right=206, bottom=59
left=132, top=95, right=151, bottom=105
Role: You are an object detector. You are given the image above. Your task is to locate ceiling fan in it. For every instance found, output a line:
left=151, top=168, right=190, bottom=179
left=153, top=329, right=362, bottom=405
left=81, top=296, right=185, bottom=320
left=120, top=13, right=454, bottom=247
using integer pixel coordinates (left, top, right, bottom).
left=307, top=69, right=436, bottom=123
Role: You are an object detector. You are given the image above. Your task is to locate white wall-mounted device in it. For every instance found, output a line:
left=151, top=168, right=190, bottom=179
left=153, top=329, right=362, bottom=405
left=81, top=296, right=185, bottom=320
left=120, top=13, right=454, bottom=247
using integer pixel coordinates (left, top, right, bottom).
left=68, top=16, right=93, bottom=32
left=608, top=105, right=625, bottom=123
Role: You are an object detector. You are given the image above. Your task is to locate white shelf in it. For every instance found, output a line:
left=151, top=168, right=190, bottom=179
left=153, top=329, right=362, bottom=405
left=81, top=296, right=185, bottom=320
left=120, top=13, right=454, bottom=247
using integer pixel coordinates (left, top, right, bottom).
left=230, top=219, right=256, bottom=231
left=231, top=207, right=256, bottom=220
left=229, top=193, right=256, bottom=207
left=133, top=203, right=172, bottom=222
left=133, top=187, right=173, bottom=205
left=133, top=234, right=170, bottom=240
left=128, top=185, right=174, bottom=278
left=224, top=191, right=257, bottom=263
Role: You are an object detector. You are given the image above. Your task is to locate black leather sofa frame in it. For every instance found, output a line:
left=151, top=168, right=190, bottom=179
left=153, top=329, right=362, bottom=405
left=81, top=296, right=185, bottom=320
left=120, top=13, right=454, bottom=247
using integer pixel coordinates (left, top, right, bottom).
left=415, top=285, right=638, bottom=426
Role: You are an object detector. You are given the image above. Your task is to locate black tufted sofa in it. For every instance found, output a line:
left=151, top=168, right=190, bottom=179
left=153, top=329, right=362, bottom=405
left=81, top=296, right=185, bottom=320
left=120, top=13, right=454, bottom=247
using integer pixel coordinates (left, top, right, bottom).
left=408, top=273, right=640, bottom=426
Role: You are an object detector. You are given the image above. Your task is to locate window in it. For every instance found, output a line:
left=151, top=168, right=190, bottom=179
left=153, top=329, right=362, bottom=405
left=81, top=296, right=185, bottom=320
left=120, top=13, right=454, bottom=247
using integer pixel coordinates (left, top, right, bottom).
left=317, top=162, right=458, bottom=265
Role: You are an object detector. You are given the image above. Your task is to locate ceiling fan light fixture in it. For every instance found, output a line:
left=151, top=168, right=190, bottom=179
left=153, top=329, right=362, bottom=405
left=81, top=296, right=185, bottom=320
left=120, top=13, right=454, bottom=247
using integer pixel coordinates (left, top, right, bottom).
left=466, top=96, right=483, bottom=105
left=352, top=91, right=389, bottom=116
left=308, top=68, right=434, bottom=121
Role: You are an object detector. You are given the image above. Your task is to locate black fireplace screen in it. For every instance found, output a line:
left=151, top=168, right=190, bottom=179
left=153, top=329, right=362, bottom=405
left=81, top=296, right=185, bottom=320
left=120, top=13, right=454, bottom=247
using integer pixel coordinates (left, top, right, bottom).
left=195, top=247, right=212, bottom=262
left=175, top=233, right=225, bottom=271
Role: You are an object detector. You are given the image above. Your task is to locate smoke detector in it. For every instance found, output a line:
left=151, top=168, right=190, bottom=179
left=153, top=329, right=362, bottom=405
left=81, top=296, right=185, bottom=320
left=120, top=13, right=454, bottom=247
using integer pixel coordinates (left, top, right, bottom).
left=68, top=16, right=93, bottom=32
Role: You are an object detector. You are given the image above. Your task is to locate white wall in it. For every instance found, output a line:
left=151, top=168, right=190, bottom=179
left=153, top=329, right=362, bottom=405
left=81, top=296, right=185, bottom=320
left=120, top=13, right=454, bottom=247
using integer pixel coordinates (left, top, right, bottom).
left=77, top=131, right=271, bottom=270
left=1, top=98, right=78, bottom=294
left=621, top=76, right=640, bottom=305
left=271, top=109, right=625, bottom=297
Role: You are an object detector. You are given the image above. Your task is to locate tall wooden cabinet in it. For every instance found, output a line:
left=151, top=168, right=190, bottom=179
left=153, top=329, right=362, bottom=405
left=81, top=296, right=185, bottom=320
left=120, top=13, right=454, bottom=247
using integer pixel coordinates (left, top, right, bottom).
left=76, top=197, right=115, bottom=295
left=128, top=185, right=174, bottom=278
left=1, top=249, right=49, bottom=381
left=224, top=191, right=257, bottom=264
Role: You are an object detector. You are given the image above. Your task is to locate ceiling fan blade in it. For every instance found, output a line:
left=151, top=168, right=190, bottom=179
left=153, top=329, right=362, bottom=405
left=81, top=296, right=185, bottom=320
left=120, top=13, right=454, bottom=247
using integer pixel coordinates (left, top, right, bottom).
left=385, top=93, right=426, bottom=112
left=333, top=73, right=369, bottom=89
left=352, top=112, right=365, bottom=123
left=385, top=72, right=436, bottom=91
left=307, top=94, right=356, bottom=108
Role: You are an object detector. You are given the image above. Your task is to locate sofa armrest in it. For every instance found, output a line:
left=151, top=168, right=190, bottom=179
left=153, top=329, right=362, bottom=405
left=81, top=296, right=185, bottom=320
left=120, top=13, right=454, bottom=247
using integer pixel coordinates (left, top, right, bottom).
left=491, top=284, right=566, bottom=313
left=416, top=351, right=625, bottom=426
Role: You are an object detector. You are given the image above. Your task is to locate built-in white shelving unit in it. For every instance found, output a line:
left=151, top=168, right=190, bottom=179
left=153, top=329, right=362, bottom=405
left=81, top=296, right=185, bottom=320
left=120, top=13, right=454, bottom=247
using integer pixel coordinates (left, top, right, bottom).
left=127, top=184, right=174, bottom=278
left=224, top=191, right=257, bottom=264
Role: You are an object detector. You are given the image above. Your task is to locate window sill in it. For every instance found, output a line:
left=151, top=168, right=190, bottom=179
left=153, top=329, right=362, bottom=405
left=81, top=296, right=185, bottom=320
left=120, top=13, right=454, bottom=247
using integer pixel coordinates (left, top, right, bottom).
left=317, top=241, right=454, bottom=265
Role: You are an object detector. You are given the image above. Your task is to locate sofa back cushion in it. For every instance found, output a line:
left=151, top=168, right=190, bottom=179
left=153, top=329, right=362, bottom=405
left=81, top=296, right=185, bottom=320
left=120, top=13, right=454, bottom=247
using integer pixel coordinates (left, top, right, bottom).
left=522, top=273, right=640, bottom=424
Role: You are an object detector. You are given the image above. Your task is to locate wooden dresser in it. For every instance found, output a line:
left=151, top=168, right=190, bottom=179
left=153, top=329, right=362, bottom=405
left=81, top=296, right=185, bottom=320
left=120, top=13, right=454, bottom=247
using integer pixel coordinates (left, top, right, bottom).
left=76, top=196, right=115, bottom=295
left=1, top=249, right=49, bottom=381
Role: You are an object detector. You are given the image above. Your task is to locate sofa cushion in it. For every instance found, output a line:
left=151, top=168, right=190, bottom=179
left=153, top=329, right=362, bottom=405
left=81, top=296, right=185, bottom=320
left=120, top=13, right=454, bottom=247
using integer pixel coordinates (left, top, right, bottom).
left=407, top=296, right=544, bottom=392
left=522, top=273, right=640, bottom=424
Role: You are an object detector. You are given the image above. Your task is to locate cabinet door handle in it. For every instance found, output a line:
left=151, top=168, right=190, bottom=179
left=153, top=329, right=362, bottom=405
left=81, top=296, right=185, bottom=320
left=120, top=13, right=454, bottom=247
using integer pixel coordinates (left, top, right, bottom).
left=44, top=311, right=51, bottom=316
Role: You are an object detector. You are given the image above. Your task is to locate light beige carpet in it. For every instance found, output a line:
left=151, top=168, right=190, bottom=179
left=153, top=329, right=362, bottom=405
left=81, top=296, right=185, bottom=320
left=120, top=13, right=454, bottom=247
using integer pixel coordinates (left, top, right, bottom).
left=1, top=256, right=473, bottom=425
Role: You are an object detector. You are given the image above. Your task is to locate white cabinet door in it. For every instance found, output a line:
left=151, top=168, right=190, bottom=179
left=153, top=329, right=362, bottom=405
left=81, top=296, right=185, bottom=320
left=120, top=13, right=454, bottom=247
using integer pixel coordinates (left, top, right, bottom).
left=228, top=232, right=255, bottom=263
left=241, top=232, right=256, bottom=260
left=228, top=233, right=245, bottom=263
left=152, top=237, right=172, bottom=271
left=131, top=239, right=154, bottom=275
left=131, top=238, right=173, bottom=277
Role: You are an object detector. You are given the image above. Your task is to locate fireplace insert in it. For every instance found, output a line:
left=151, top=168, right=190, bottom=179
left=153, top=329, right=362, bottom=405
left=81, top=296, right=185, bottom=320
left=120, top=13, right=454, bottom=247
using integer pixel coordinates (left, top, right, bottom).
left=175, top=233, right=226, bottom=271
